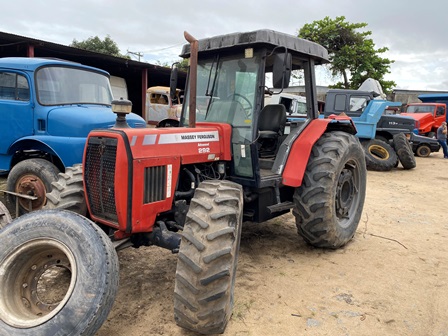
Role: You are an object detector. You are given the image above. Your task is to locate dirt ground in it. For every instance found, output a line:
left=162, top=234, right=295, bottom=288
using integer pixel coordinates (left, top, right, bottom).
left=1, top=152, right=448, bottom=336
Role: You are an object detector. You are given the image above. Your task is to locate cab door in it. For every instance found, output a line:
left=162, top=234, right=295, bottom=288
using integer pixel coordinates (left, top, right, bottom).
left=0, top=71, right=33, bottom=155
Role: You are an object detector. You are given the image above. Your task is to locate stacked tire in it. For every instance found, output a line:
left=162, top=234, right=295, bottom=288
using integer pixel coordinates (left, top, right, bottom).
left=362, top=134, right=416, bottom=171
left=393, top=133, right=416, bottom=169
left=362, top=139, right=398, bottom=171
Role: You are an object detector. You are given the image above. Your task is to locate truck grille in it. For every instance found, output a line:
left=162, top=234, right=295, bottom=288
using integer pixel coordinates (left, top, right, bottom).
left=144, top=166, right=166, bottom=203
left=85, top=136, right=118, bottom=223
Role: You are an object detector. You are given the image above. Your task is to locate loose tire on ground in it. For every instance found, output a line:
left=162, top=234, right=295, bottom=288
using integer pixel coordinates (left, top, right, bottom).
left=44, top=164, right=87, bottom=215
left=293, top=131, right=367, bottom=248
left=0, top=210, right=119, bottom=336
left=393, top=133, right=416, bottom=169
left=415, top=144, right=431, bottom=157
left=6, top=159, right=60, bottom=214
left=362, top=139, right=398, bottom=171
left=174, top=180, right=243, bottom=335
left=0, top=201, right=12, bottom=229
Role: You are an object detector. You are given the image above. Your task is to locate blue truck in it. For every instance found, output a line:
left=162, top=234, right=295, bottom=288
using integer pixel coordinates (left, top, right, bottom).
left=0, top=57, right=146, bottom=213
left=287, top=88, right=419, bottom=171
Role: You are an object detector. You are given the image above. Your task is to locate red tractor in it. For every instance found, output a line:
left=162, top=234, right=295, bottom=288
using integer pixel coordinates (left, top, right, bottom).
left=0, top=30, right=367, bottom=335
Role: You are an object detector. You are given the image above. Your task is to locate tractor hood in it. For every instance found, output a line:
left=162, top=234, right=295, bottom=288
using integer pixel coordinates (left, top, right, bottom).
left=46, top=105, right=146, bottom=137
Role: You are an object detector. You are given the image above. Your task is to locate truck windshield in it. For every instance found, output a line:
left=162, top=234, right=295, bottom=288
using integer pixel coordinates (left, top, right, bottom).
left=182, top=55, right=259, bottom=134
left=406, top=105, right=435, bottom=113
left=36, top=66, right=113, bottom=106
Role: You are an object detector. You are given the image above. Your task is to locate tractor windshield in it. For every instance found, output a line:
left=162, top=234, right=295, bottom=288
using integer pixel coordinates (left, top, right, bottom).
left=182, top=55, right=259, bottom=133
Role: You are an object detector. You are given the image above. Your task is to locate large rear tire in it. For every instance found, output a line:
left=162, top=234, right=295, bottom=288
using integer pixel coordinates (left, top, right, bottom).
left=362, top=139, right=398, bottom=171
left=0, top=210, right=119, bottom=336
left=6, top=159, right=60, bottom=214
left=393, top=133, right=416, bottom=169
left=293, top=132, right=367, bottom=248
left=44, top=164, right=87, bottom=215
left=174, top=180, right=243, bottom=334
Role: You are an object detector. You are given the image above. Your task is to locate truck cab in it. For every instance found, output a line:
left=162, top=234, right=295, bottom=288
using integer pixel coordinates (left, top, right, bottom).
left=145, top=86, right=183, bottom=126
left=401, top=102, right=446, bottom=137
left=0, top=57, right=146, bottom=212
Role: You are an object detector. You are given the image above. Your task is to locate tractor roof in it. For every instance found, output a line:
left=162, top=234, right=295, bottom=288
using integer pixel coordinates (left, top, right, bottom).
left=180, top=29, right=329, bottom=65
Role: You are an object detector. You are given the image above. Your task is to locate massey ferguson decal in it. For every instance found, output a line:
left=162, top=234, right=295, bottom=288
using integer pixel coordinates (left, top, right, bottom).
left=158, top=131, right=219, bottom=144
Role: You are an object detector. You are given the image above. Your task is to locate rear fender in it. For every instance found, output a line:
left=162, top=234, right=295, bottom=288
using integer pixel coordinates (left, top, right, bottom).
left=282, top=117, right=356, bottom=187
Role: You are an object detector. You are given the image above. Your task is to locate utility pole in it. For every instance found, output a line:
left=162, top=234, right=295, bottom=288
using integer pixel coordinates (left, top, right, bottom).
left=127, top=50, right=143, bottom=61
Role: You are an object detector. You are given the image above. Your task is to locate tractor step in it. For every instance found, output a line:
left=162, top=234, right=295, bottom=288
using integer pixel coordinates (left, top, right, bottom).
left=267, top=201, right=294, bottom=213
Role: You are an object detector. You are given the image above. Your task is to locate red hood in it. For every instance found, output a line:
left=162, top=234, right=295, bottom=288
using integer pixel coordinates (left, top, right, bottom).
left=400, top=112, right=432, bottom=122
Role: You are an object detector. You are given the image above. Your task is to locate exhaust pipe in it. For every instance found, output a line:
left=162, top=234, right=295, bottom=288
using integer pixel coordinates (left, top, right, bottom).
left=184, top=31, right=198, bottom=128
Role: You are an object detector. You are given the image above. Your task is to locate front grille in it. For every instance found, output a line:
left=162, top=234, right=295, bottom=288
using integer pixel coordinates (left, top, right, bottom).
left=85, top=136, right=118, bottom=223
left=144, top=166, right=166, bottom=203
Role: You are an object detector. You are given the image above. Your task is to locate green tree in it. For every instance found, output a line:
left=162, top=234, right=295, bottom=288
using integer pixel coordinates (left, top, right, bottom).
left=70, top=35, right=129, bottom=58
left=298, top=16, right=395, bottom=93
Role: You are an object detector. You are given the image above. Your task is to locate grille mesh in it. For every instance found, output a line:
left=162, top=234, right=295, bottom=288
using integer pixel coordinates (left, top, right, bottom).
left=85, top=136, right=118, bottom=223
left=144, top=166, right=166, bottom=203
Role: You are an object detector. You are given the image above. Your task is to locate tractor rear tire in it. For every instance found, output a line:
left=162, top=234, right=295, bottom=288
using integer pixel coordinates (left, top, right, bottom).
left=6, top=159, right=60, bottom=214
left=393, top=133, right=416, bottom=169
left=0, top=201, right=12, bottom=229
left=44, top=164, right=87, bottom=216
left=0, top=210, right=119, bottom=336
left=415, top=144, right=431, bottom=157
left=362, top=139, right=398, bottom=171
left=174, top=180, right=243, bottom=335
left=293, top=132, right=366, bottom=248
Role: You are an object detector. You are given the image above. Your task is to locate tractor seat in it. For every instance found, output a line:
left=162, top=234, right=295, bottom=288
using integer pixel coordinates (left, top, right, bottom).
left=258, top=104, right=287, bottom=139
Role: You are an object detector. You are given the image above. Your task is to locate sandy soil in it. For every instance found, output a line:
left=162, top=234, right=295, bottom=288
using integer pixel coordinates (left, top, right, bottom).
left=93, top=152, right=448, bottom=336
left=1, top=152, right=448, bottom=336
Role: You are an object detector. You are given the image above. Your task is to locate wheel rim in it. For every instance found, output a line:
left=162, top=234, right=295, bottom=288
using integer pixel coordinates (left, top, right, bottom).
left=368, top=144, right=390, bottom=160
left=335, top=162, right=359, bottom=227
left=15, top=174, right=47, bottom=211
left=418, top=146, right=429, bottom=157
left=0, top=239, right=76, bottom=328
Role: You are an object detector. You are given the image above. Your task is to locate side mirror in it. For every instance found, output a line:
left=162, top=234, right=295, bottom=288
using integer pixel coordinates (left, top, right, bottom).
left=272, top=52, right=292, bottom=89
left=169, top=64, right=178, bottom=101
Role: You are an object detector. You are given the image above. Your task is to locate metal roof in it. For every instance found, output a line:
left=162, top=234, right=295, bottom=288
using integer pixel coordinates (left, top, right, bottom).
left=180, top=29, right=329, bottom=64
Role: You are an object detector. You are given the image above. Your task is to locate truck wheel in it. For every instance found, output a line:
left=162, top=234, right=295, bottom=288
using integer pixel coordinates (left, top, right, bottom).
left=6, top=159, right=60, bottom=214
left=393, top=133, right=416, bottom=169
left=0, top=201, right=12, bottom=229
left=415, top=145, right=431, bottom=157
left=362, top=139, right=398, bottom=171
left=174, top=180, right=243, bottom=334
left=0, top=210, right=119, bottom=336
left=293, top=132, right=366, bottom=248
left=44, top=164, right=87, bottom=216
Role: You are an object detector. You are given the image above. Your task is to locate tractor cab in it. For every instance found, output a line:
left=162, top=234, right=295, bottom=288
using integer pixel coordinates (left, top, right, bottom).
left=177, top=30, right=329, bottom=193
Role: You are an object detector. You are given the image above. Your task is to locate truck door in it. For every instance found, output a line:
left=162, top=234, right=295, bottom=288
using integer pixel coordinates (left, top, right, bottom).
left=0, top=71, right=33, bottom=155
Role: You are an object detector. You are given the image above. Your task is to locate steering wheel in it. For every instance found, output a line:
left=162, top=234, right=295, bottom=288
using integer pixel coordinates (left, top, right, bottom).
left=227, top=93, right=253, bottom=118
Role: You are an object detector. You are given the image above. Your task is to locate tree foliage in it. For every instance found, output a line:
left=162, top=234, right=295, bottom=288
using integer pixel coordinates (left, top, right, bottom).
left=298, top=16, right=395, bottom=92
left=70, top=35, right=129, bottom=59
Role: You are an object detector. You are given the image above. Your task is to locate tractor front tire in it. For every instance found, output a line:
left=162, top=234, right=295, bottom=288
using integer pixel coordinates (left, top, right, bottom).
left=393, top=133, right=416, bottom=169
left=293, top=131, right=367, bottom=248
left=362, top=139, right=398, bottom=171
left=44, top=164, right=87, bottom=216
left=6, top=159, right=60, bottom=214
left=0, top=210, right=119, bottom=336
left=174, top=180, right=243, bottom=335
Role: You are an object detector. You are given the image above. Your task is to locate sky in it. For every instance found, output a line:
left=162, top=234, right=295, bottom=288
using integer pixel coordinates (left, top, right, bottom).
left=2, top=0, right=447, bottom=91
